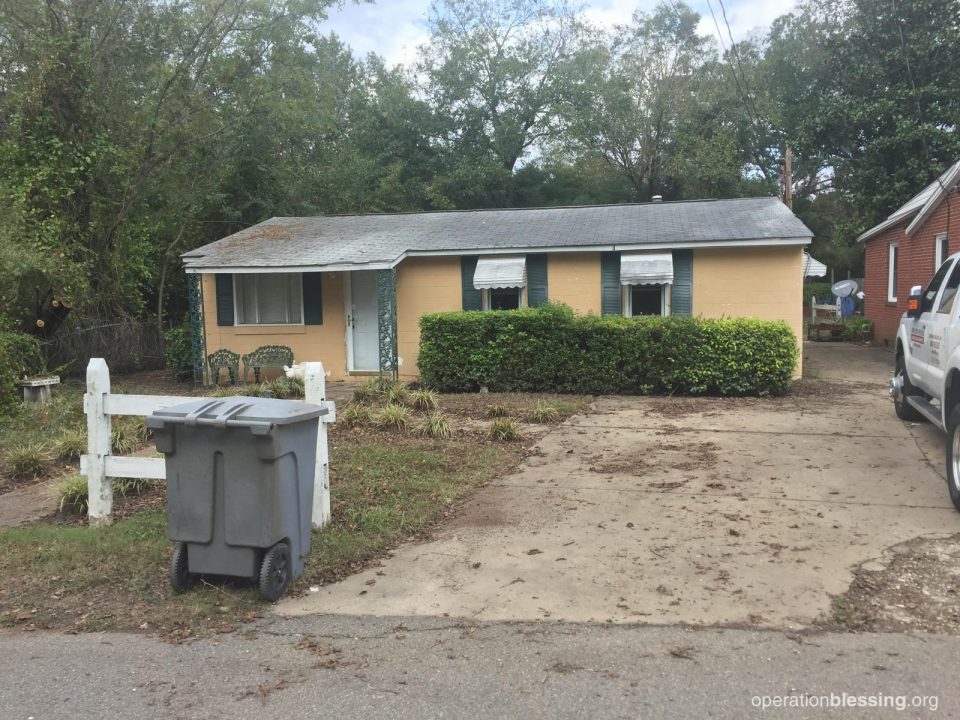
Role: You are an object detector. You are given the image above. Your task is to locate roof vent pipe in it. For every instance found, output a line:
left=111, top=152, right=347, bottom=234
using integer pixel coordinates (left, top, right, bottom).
left=651, top=195, right=663, bottom=202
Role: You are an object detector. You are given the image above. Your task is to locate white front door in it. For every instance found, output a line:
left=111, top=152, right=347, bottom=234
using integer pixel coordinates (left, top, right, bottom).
left=348, top=271, right=379, bottom=371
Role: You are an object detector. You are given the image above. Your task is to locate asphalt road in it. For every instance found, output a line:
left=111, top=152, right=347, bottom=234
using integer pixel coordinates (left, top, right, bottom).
left=1, top=615, right=955, bottom=720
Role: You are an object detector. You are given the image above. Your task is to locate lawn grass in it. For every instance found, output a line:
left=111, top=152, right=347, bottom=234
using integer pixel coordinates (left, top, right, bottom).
left=0, top=433, right=518, bottom=636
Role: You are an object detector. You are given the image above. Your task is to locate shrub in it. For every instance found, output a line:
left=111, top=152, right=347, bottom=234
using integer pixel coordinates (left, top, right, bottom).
left=486, top=403, right=509, bottom=418
left=418, top=412, right=452, bottom=439
left=842, top=317, right=874, bottom=342
left=342, top=403, right=372, bottom=428
left=419, top=308, right=798, bottom=397
left=53, top=430, right=86, bottom=463
left=374, top=403, right=410, bottom=431
left=531, top=400, right=560, bottom=424
left=48, top=473, right=89, bottom=513
left=803, top=282, right=834, bottom=306
left=386, top=383, right=409, bottom=406
left=8, top=443, right=50, bottom=479
left=489, top=418, right=521, bottom=442
left=163, top=321, right=194, bottom=382
left=410, top=388, right=439, bottom=411
left=0, top=325, right=44, bottom=416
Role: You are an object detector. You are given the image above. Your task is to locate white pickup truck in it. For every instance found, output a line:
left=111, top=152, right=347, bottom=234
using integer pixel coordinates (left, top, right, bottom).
left=890, top=255, right=960, bottom=511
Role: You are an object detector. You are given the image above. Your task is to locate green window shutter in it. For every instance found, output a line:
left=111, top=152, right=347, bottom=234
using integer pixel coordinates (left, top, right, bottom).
left=461, top=256, right=481, bottom=311
left=302, top=272, right=323, bottom=325
left=215, top=274, right=234, bottom=326
left=527, top=254, right=548, bottom=307
left=671, top=250, right=693, bottom=316
left=600, top=252, right=622, bottom=315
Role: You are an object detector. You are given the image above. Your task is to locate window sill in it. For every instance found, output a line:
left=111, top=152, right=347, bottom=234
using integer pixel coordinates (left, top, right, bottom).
left=233, top=325, right=307, bottom=335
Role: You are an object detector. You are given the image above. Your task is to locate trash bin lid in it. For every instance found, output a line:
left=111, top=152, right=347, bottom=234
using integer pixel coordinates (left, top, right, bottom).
left=148, top=396, right=326, bottom=433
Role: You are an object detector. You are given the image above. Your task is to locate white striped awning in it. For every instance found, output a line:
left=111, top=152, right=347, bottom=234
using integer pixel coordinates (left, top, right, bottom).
left=620, top=253, right=673, bottom=285
left=473, top=256, right=526, bottom=289
left=803, top=253, right=827, bottom=278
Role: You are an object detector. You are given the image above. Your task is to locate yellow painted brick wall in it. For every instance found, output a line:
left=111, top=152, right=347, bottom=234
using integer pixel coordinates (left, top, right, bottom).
left=395, top=256, right=463, bottom=380
left=692, top=246, right=804, bottom=376
left=547, top=252, right=602, bottom=314
left=201, top=272, right=349, bottom=381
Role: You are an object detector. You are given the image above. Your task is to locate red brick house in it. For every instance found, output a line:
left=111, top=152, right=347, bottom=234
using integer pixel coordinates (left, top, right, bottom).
left=860, top=160, right=960, bottom=345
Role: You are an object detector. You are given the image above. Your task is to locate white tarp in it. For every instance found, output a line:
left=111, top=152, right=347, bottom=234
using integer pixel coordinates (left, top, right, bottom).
left=803, top=253, right=827, bottom=278
left=620, top=253, right=673, bottom=285
left=473, top=256, right=526, bottom=289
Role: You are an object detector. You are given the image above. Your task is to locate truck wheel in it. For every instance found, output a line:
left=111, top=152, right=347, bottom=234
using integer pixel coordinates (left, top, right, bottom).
left=259, top=542, right=291, bottom=602
left=170, top=542, right=196, bottom=593
left=947, top=407, right=960, bottom=513
left=894, top=354, right=925, bottom=422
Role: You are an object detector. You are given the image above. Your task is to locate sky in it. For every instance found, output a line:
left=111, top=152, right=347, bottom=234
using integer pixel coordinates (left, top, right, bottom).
left=318, top=0, right=799, bottom=69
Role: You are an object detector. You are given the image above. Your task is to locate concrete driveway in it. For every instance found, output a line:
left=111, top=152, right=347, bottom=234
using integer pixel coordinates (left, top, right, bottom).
left=282, top=343, right=959, bottom=629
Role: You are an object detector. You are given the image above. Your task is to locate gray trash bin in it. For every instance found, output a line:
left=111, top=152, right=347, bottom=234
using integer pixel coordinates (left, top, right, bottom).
left=147, top=396, right=326, bottom=601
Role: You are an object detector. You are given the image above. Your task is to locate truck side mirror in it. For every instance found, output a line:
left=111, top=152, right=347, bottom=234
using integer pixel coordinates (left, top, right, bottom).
left=906, top=285, right=923, bottom=318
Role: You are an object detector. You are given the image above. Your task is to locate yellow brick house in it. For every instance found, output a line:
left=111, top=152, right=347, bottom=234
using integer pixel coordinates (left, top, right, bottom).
left=182, top=197, right=813, bottom=382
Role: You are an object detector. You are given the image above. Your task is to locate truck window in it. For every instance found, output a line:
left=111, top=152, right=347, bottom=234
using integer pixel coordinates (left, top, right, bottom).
left=922, top=260, right=953, bottom=312
left=939, top=264, right=960, bottom=314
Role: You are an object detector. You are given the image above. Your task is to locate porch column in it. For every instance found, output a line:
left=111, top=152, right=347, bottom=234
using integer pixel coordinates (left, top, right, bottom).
left=186, top=273, right=206, bottom=386
left=377, top=268, right=398, bottom=379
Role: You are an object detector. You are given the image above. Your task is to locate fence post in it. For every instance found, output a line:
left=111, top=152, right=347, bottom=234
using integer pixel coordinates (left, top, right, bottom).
left=304, top=362, right=330, bottom=529
left=84, top=358, right=113, bottom=526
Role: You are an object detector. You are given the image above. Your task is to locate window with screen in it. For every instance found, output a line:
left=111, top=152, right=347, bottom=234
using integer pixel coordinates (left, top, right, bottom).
left=234, top=273, right=303, bottom=325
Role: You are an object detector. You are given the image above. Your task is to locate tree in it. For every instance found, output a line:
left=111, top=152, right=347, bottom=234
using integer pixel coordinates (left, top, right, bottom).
left=420, top=0, right=584, bottom=201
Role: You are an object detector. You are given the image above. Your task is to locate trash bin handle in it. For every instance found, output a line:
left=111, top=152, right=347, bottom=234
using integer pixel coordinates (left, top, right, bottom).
left=183, top=399, right=221, bottom=427
left=211, top=401, right=250, bottom=427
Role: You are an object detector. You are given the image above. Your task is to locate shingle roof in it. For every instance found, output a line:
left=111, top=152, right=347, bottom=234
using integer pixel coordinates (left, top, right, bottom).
left=182, top=197, right=813, bottom=270
left=857, top=160, right=960, bottom=242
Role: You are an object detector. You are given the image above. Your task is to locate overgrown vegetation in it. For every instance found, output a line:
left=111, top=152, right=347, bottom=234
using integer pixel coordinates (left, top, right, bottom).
left=8, top=443, right=49, bottom=479
left=420, top=305, right=799, bottom=396
left=489, top=418, right=522, bottom=442
left=374, top=404, right=411, bottom=431
left=418, top=412, right=453, bottom=439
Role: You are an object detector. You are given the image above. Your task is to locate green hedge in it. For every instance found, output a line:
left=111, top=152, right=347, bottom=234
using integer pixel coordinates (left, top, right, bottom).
left=803, top=282, right=833, bottom=305
left=418, top=304, right=798, bottom=396
left=0, top=325, right=44, bottom=416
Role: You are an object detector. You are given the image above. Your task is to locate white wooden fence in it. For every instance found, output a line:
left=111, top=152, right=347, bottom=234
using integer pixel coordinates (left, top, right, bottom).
left=80, top=358, right=336, bottom=528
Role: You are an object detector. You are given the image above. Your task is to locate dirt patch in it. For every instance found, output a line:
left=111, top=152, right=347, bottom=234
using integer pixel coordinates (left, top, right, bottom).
left=824, top=534, right=960, bottom=635
left=437, top=393, right=591, bottom=422
left=586, top=441, right=719, bottom=476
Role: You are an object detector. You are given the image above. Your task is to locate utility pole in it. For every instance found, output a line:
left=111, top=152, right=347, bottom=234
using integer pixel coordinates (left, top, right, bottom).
left=779, top=145, right=794, bottom=209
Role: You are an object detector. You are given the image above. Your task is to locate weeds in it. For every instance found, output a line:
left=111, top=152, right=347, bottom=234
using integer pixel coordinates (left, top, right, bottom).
left=8, top=443, right=50, bottom=479
left=418, top=412, right=452, bottom=439
left=374, top=404, right=410, bottom=431
left=111, top=421, right=144, bottom=455
left=410, top=388, right=439, bottom=411
left=489, top=418, right=521, bottom=441
left=265, top=377, right=304, bottom=399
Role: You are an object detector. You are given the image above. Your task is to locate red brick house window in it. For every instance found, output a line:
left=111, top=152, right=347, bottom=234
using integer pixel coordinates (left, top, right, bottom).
left=888, top=243, right=899, bottom=303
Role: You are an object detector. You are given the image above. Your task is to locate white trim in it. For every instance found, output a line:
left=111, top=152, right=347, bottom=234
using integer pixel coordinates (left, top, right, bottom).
left=481, top=286, right=526, bottom=311
left=888, top=243, right=899, bottom=303
left=623, top=283, right=669, bottom=317
left=233, top=272, right=304, bottom=326
left=184, top=237, right=813, bottom=274
left=936, top=232, right=949, bottom=269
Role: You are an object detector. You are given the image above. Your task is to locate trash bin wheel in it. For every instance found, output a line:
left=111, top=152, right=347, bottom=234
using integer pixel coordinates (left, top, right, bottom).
left=259, top=542, right=291, bottom=602
left=170, top=542, right=196, bottom=593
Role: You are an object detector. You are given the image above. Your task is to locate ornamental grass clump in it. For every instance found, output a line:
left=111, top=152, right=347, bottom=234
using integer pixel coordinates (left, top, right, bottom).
left=342, top=403, right=372, bottom=428
left=418, top=412, right=452, bottom=439
left=47, top=473, right=88, bottom=513
left=486, top=403, right=509, bottom=418
left=489, top=418, right=521, bottom=442
left=374, top=403, right=410, bottom=431
left=386, top=383, right=409, bottom=407
left=8, top=443, right=49, bottom=479
left=410, top=388, right=439, bottom=411
left=353, top=378, right=379, bottom=404
left=530, top=400, right=560, bottom=424
left=53, top=430, right=86, bottom=463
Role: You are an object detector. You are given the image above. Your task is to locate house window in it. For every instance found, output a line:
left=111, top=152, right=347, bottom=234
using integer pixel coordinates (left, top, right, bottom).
left=936, top=232, right=950, bottom=269
left=482, top=287, right=524, bottom=310
left=623, top=284, right=670, bottom=316
left=235, top=273, right=303, bottom=325
left=473, top=256, right=526, bottom=311
left=888, top=243, right=899, bottom=303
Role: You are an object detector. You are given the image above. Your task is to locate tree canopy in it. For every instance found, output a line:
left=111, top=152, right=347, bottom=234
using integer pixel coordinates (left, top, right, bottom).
left=1, top=0, right=958, bottom=341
